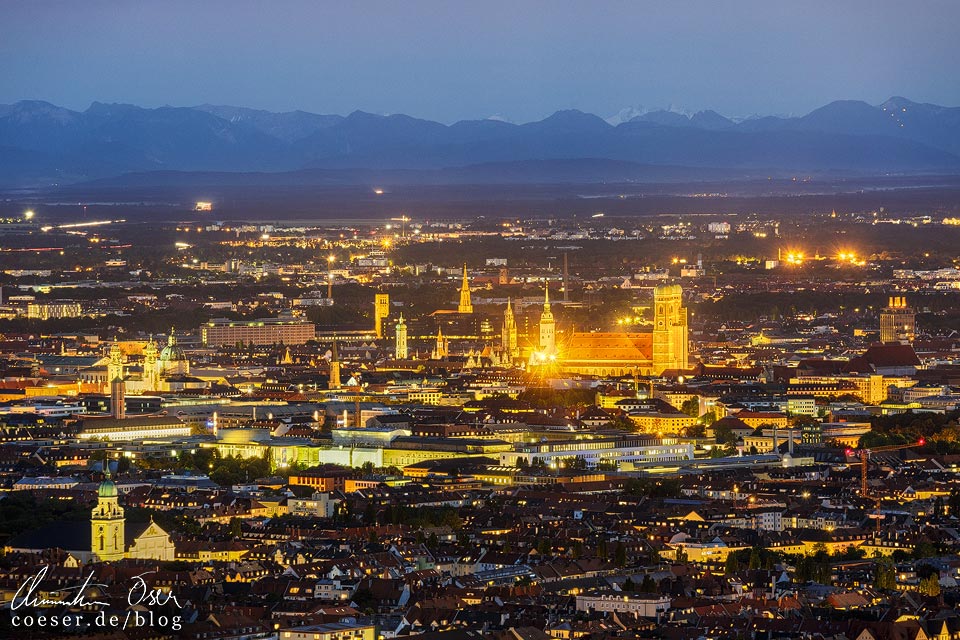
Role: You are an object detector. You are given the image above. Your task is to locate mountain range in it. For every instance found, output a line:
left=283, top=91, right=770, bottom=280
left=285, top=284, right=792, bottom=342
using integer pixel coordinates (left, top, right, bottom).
left=1, top=97, right=959, bottom=187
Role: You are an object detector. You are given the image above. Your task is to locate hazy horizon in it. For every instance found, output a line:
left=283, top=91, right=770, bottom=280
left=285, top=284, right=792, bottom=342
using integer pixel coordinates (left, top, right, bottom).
left=3, top=94, right=955, bottom=127
left=2, top=0, right=958, bottom=124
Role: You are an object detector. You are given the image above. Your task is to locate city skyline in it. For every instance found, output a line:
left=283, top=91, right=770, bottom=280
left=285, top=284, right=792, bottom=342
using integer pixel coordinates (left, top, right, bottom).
left=4, top=3, right=960, bottom=638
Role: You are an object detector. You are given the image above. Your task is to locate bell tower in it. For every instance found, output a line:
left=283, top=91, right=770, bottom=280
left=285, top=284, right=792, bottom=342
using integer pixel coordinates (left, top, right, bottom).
left=91, top=469, right=125, bottom=562
left=652, top=284, right=688, bottom=374
left=106, top=342, right=123, bottom=392
left=143, top=336, right=159, bottom=391
left=457, top=264, right=473, bottom=314
left=395, top=314, right=408, bottom=360
left=539, top=284, right=556, bottom=356
left=328, top=340, right=342, bottom=390
left=502, top=298, right=518, bottom=360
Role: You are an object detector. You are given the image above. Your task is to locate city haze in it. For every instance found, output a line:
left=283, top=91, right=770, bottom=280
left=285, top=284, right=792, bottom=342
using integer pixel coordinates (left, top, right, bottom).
left=2, top=1, right=959, bottom=123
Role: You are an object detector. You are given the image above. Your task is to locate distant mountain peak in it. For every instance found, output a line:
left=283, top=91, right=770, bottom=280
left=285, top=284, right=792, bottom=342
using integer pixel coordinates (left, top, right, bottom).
left=0, top=96, right=958, bottom=187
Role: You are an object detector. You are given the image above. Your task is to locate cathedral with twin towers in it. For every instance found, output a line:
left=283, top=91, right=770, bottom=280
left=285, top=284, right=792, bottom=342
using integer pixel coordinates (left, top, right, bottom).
left=395, top=266, right=689, bottom=376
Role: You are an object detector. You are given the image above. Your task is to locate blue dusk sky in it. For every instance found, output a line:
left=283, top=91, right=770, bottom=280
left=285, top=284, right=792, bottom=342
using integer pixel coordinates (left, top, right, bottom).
left=1, top=0, right=958, bottom=122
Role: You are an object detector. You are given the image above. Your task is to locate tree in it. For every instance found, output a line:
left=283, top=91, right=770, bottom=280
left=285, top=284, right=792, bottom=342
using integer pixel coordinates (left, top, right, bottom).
left=614, top=542, right=627, bottom=567
left=713, top=423, right=737, bottom=446
left=563, top=456, right=588, bottom=471
left=570, top=540, right=584, bottom=558
left=674, top=546, right=688, bottom=564
left=640, top=574, right=657, bottom=593
left=749, top=547, right=763, bottom=570
left=681, top=397, right=700, bottom=418
left=913, top=541, right=937, bottom=559
left=228, top=517, right=242, bottom=538
left=363, top=502, right=377, bottom=525
left=725, top=553, right=740, bottom=574
left=622, top=577, right=636, bottom=592
left=873, top=556, right=896, bottom=591
left=949, top=489, right=960, bottom=517
left=686, top=424, right=707, bottom=438
left=919, top=573, right=941, bottom=597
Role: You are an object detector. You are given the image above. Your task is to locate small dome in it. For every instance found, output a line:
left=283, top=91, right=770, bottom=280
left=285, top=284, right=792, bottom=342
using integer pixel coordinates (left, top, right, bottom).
left=98, top=479, right=118, bottom=498
left=159, top=332, right=186, bottom=362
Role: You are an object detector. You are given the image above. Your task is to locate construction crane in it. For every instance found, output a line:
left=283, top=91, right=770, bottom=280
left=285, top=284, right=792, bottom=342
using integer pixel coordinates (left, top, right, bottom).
left=848, top=439, right=925, bottom=530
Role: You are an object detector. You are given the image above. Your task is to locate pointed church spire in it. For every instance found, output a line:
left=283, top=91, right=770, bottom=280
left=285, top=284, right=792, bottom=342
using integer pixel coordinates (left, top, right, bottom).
left=457, top=263, right=473, bottom=314
left=328, top=338, right=342, bottom=390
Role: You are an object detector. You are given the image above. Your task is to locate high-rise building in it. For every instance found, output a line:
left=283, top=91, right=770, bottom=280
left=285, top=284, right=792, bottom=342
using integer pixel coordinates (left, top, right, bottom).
left=374, top=292, right=390, bottom=338
left=201, top=317, right=316, bottom=346
left=880, top=296, right=915, bottom=344
left=652, top=284, right=688, bottom=374
left=457, top=264, right=473, bottom=314
left=502, top=297, right=518, bottom=360
left=539, top=284, right=556, bottom=356
left=395, top=314, right=408, bottom=359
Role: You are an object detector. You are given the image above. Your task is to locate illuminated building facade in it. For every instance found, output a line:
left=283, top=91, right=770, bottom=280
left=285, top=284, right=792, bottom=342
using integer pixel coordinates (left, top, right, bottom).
left=374, top=292, right=390, bottom=338
left=501, top=298, right=518, bottom=360
left=395, top=314, right=408, bottom=359
left=201, top=317, right=316, bottom=346
left=556, top=283, right=689, bottom=376
left=880, top=296, right=915, bottom=344
left=538, top=285, right=555, bottom=356
left=457, top=264, right=473, bottom=314
left=27, top=301, right=82, bottom=320
left=652, top=283, right=688, bottom=373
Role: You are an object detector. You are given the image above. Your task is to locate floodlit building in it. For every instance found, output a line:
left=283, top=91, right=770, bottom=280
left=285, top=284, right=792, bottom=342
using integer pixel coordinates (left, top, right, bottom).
left=201, top=317, right=316, bottom=346
left=880, top=296, right=915, bottom=344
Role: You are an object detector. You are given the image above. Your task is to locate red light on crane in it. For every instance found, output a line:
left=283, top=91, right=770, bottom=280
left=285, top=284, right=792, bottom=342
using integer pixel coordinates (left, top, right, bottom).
left=917, top=438, right=926, bottom=446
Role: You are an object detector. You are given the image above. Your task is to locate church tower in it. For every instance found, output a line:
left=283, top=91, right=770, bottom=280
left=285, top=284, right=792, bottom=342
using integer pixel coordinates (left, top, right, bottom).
left=374, top=292, right=390, bottom=338
left=110, top=377, right=126, bottom=420
left=158, top=329, right=189, bottom=377
left=539, top=284, right=556, bottom=356
left=143, top=336, right=159, bottom=391
left=395, top=314, right=408, bottom=360
left=432, top=326, right=449, bottom=360
left=457, top=264, right=473, bottom=314
left=328, top=340, right=342, bottom=390
left=652, top=284, right=688, bottom=374
left=106, top=342, right=123, bottom=392
left=502, top=297, right=518, bottom=360
left=91, top=470, right=125, bottom=562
